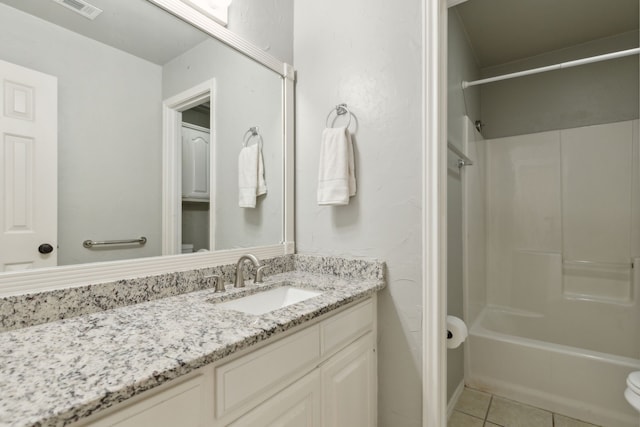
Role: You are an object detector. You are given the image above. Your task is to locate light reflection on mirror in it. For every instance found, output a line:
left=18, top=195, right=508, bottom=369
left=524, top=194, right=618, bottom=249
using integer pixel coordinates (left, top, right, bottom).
left=0, top=0, right=283, bottom=272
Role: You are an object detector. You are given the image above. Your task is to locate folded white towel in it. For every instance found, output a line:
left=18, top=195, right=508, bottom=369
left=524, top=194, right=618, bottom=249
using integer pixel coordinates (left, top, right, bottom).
left=317, top=126, right=356, bottom=205
left=238, top=143, right=267, bottom=208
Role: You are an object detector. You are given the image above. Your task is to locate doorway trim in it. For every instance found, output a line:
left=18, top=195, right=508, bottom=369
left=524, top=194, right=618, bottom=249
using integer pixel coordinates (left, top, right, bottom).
left=422, top=0, right=448, bottom=426
left=162, top=79, right=216, bottom=255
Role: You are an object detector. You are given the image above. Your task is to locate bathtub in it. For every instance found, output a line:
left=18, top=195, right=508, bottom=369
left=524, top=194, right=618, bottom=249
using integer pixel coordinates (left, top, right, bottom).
left=466, top=307, right=640, bottom=427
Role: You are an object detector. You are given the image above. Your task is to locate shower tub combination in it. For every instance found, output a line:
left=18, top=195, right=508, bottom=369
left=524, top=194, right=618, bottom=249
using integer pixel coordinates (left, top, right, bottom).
left=462, top=118, right=640, bottom=427
left=467, top=305, right=640, bottom=427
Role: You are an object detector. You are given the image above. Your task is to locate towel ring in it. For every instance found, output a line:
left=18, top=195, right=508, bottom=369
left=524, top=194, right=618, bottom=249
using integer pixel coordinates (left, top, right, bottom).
left=243, top=126, right=262, bottom=147
left=325, top=104, right=352, bottom=129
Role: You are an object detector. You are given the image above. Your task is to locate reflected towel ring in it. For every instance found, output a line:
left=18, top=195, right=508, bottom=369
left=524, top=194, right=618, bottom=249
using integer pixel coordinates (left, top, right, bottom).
left=243, top=126, right=262, bottom=147
left=325, top=103, right=352, bottom=129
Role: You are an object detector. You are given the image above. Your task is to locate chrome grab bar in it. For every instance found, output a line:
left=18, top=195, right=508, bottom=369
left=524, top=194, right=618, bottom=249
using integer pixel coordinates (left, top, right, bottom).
left=83, top=237, right=147, bottom=248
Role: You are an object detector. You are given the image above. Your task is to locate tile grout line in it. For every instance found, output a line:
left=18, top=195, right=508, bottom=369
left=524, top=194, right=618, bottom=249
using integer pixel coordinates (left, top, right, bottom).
left=485, top=394, right=493, bottom=424
left=466, top=387, right=600, bottom=427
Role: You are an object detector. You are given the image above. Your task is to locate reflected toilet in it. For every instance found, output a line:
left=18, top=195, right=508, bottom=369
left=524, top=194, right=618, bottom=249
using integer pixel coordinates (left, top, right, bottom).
left=625, top=371, right=640, bottom=412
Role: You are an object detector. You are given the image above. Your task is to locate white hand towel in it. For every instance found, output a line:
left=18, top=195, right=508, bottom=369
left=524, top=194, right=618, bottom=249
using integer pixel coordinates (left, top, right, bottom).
left=238, top=143, right=267, bottom=208
left=257, top=143, right=267, bottom=197
left=317, top=126, right=356, bottom=205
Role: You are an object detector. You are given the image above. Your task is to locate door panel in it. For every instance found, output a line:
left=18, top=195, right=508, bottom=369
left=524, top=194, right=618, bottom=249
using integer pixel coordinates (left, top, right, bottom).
left=228, top=370, right=321, bottom=427
left=321, top=332, right=376, bottom=427
left=0, top=59, right=57, bottom=270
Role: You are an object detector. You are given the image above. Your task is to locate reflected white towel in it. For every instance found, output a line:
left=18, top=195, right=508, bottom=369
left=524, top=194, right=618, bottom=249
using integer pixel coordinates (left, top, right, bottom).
left=238, top=143, right=267, bottom=208
left=317, top=126, right=356, bottom=205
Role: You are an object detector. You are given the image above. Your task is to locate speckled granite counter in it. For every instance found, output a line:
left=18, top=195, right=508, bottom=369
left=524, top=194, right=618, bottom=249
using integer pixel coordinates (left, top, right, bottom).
left=0, top=256, right=385, bottom=427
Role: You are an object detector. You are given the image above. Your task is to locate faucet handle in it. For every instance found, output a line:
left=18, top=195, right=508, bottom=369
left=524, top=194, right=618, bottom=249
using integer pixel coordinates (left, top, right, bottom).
left=255, top=266, right=266, bottom=284
left=205, top=274, right=225, bottom=292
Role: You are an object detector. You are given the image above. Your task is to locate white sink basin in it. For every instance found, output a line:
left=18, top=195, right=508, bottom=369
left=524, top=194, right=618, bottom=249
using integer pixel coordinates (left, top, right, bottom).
left=215, top=286, right=322, bottom=315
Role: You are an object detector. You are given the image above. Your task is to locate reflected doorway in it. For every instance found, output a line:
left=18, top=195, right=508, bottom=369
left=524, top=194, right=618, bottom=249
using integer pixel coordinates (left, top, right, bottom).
left=161, top=79, right=216, bottom=255
left=181, top=106, right=211, bottom=253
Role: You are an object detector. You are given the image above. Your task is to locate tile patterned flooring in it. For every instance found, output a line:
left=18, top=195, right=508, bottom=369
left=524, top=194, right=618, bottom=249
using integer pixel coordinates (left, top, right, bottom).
left=449, top=388, right=601, bottom=427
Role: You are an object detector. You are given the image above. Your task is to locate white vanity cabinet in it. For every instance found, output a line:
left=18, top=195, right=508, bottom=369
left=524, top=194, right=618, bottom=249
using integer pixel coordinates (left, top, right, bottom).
left=321, top=333, right=376, bottom=427
left=81, top=371, right=214, bottom=427
left=77, top=296, right=376, bottom=427
left=228, top=370, right=322, bottom=427
left=214, top=297, right=377, bottom=427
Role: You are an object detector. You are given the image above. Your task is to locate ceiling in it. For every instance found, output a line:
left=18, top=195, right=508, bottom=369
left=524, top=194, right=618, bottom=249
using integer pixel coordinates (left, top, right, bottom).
left=0, top=0, right=209, bottom=65
left=455, top=0, right=640, bottom=68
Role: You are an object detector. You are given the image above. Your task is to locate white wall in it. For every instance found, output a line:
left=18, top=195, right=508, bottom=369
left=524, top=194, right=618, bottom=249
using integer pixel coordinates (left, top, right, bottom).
left=0, top=3, right=163, bottom=265
left=227, top=0, right=294, bottom=64
left=480, top=31, right=639, bottom=139
left=446, top=10, right=483, bottom=402
left=163, top=39, right=283, bottom=250
left=293, top=1, right=423, bottom=425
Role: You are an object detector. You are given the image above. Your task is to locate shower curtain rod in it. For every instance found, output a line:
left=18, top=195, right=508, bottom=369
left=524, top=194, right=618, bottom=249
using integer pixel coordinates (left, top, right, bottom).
left=462, top=47, right=640, bottom=89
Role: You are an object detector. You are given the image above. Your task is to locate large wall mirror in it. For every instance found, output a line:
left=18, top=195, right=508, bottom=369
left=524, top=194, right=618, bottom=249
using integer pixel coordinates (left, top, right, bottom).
left=0, top=0, right=294, bottom=294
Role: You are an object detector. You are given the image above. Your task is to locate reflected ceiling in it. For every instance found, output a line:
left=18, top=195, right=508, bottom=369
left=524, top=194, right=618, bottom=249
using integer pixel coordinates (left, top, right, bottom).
left=0, top=0, right=208, bottom=64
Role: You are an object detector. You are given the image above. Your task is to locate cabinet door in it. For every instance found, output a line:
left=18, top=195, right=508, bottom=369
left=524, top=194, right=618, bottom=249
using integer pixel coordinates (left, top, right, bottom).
left=321, top=332, right=376, bottom=427
left=85, top=373, right=211, bottom=427
left=228, top=370, right=321, bottom=427
left=182, top=125, right=210, bottom=200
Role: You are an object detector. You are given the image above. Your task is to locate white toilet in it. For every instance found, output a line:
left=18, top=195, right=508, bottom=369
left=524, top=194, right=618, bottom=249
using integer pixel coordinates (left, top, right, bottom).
left=625, top=371, right=640, bottom=412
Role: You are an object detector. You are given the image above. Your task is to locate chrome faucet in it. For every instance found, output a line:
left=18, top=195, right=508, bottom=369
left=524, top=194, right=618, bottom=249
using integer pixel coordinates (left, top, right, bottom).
left=234, top=254, right=265, bottom=288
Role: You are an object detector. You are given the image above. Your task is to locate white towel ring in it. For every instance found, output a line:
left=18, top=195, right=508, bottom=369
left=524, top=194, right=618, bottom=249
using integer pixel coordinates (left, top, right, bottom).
left=243, top=126, right=262, bottom=147
left=325, top=104, right=352, bottom=129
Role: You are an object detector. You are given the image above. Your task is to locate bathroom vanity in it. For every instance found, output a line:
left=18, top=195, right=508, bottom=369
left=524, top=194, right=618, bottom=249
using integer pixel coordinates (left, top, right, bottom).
left=79, top=297, right=376, bottom=427
left=0, top=255, right=385, bottom=427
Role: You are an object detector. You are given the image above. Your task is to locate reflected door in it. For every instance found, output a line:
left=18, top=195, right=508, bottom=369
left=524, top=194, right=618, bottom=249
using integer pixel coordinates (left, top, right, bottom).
left=181, top=122, right=211, bottom=252
left=181, top=124, right=210, bottom=200
left=0, top=59, right=57, bottom=271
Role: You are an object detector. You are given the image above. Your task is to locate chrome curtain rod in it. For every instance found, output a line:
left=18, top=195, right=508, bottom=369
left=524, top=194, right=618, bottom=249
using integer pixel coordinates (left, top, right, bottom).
left=462, top=47, right=640, bottom=89
left=447, top=142, right=473, bottom=168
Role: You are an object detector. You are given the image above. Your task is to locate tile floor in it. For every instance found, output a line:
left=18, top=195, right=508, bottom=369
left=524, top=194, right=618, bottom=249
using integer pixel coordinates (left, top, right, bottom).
left=449, top=388, right=601, bottom=427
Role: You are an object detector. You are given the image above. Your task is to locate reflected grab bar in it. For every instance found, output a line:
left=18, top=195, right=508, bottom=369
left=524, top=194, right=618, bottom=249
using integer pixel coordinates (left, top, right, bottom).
left=563, top=259, right=633, bottom=269
left=83, top=237, right=147, bottom=248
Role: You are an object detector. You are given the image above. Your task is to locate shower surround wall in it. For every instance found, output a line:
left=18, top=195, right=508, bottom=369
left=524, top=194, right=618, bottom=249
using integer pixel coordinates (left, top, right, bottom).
left=465, top=119, right=640, bottom=426
left=485, top=120, right=639, bottom=322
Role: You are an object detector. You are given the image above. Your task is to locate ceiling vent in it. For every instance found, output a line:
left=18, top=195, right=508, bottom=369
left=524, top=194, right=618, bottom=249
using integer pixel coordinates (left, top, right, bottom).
left=51, top=0, right=103, bottom=20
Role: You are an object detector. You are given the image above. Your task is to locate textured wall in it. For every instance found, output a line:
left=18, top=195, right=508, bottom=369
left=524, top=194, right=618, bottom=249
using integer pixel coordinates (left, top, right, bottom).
left=293, top=0, right=423, bottom=425
left=228, top=0, right=294, bottom=64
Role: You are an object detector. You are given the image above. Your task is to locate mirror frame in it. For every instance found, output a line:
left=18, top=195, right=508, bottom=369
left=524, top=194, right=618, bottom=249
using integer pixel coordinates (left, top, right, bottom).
left=0, top=0, right=295, bottom=296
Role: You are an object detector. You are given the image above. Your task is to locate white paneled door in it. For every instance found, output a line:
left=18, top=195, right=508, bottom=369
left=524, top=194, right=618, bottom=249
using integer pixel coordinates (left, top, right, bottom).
left=0, top=59, right=57, bottom=271
left=181, top=124, right=210, bottom=201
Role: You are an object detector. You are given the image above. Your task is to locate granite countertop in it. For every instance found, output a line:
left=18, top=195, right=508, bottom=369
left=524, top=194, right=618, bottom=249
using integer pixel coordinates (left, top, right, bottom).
left=0, top=269, right=385, bottom=427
